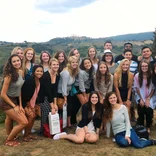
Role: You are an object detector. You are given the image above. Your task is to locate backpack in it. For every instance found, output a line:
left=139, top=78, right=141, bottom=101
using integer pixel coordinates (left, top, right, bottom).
left=133, top=125, right=149, bottom=140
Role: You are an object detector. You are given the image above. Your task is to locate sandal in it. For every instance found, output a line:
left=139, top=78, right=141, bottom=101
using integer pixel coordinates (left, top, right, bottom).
left=4, top=140, right=20, bottom=147
left=23, top=136, right=33, bottom=142
left=28, top=135, right=38, bottom=140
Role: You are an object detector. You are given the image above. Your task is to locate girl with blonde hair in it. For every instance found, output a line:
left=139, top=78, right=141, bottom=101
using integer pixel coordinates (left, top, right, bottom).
left=114, top=59, right=134, bottom=118
left=57, top=56, right=79, bottom=127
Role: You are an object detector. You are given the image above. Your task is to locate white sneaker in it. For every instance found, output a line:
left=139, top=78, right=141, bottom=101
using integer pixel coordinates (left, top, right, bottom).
left=31, top=129, right=36, bottom=133
left=53, top=132, right=67, bottom=140
left=112, top=138, right=116, bottom=142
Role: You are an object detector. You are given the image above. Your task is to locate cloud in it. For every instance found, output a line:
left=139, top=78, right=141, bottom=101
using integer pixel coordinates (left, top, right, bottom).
left=34, top=0, right=97, bottom=13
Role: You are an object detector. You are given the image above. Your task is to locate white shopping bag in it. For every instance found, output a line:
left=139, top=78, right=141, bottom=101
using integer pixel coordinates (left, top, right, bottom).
left=48, top=112, right=60, bottom=135
left=63, top=104, right=67, bottom=128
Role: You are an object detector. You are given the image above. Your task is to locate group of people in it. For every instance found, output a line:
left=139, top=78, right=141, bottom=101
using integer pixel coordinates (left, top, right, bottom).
left=0, top=42, right=156, bottom=148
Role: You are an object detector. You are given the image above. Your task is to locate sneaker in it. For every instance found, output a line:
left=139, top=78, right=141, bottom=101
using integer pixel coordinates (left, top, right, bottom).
left=151, top=139, right=156, bottom=145
left=53, top=132, right=67, bottom=140
left=112, top=138, right=116, bottom=142
left=31, top=129, right=36, bottom=133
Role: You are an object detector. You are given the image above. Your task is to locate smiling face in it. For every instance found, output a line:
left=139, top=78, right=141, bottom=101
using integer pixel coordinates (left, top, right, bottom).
left=16, top=49, right=24, bottom=60
left=25, top=50, right=34, bottom=61
left=84, top=59, right=92, bottom=70
left=50, top=60, right=59, bottom=72
left=90, top=93, right=99, bottom=105
left=142, top=48, right=152, bottom=59
left=99, top=63, right=107, bottom=75
left=34, top=67, right=43, bottom=79
left=71, top=58, right=78, bottom=69
left=41, top=52, right=50, bottom=63
left=121, top=60, right=129, bottom=72
left=73, top=49, right=80, bottom=58
left=141, top=62, right=148, bottom=73
left=124, top=52, right=132, bottom=61
left=108, top=93, right=117, bottom=105
left=58, top=52, right=65, bottom=63
left=88, top=48, right=96, bottom=59
left=105, top=54, right=113, bottom=63
left=11, top=56, right=21, bottom=69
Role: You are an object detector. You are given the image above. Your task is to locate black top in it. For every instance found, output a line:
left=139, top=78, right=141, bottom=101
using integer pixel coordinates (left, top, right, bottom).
left=39, top=71, right=60, bottom=103
left=115, top=54, right=138, bottom=63
left=22, top=76, right=40, bottom=108
left=118, top=72, right=129, bottom=101
left=78, top=104, right=103, bottom=130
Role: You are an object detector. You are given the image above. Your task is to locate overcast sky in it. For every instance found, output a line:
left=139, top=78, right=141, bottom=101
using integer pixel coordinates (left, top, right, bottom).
left=0, top=0, right=156, bottom=42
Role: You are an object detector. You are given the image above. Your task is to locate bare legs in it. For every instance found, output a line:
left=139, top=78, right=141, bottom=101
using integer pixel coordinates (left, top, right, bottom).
left=58, top=128, right=98, bottom=144
left=4, top=108, right=28, bottom=141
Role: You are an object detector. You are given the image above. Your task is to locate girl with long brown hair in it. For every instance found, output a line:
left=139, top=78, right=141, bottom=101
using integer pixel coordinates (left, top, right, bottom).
left=103, top=92, right=156, bottom=148
left=0, top=54, right=28, bottom=147
left=134, top=60, right=155, bottom=133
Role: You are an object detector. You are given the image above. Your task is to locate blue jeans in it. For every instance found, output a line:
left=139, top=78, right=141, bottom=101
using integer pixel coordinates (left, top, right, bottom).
left=115, top=129, right=152, bottom=148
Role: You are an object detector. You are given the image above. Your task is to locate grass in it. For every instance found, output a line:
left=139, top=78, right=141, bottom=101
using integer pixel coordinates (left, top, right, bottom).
left=0, top=111, right=156, bottom=156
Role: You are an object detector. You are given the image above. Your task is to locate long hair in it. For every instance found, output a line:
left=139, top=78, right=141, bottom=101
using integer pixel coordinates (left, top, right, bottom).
left=3, top=54, right=21, bottom=82
left=96, top=61, right=111, bottom=87
left=11, top=47, right=24, bottom=56
left=68, top=48, right=77, bottom=57
left=103, top=92, right=116, bottom=122
left=24, top=47, right=35, bottom=63
left=80, top=57, right=94, bottom=80
left=114, top=59, right=132, bottom=88
left=39, top=50, right=51, bottom=64
left=87, top=91, right=102, bottom=120
left=138, top=59, right=152, bottom=88
left=54, top=50, right=68, bottom=73
left=65, top=56, right=79, bottom=77
left=87, top=46, right=98, bottom=64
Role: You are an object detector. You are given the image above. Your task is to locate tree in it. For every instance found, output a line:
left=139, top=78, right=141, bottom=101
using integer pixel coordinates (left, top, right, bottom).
left=152, top=28, right=156, bottom=56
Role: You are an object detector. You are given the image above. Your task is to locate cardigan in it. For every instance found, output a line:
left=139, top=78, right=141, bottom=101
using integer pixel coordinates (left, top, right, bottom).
left=39, top=71, right=60, bottom=103
left=78, top=103, right=103, bottom=130
left=22, top=76, right=39, bottom=108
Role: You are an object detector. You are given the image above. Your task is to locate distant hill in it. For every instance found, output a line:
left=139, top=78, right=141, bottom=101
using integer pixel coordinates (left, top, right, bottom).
left=47, top=31, right=154, bottom=45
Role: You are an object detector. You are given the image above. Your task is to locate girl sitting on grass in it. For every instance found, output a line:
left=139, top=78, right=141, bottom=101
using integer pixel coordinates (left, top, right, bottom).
left=103, top=92, right=156, bottom=148
left=53, top=91, right=103, bottom=144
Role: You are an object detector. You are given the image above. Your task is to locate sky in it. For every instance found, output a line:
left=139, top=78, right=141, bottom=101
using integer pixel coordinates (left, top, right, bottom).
left=0, top=0, right=156, bottom=42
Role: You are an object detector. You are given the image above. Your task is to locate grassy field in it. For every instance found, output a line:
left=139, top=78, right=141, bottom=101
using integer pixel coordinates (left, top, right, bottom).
left=0, top=112, right=156, bottom=156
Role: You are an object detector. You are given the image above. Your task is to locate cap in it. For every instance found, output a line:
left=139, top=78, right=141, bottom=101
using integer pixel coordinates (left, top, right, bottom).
left=104, top=49, right=112, bottom=54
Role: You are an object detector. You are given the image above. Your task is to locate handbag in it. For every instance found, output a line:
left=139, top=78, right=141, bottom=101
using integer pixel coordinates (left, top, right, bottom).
left=48, top=112, right=61, bottom=135
left=57, top=98, right=64, bottom=109
left=133, top=125, right=149, bottom=140
left=70, top=84, right=78, bottom=96
left=43, top=124, right=52, bottom=138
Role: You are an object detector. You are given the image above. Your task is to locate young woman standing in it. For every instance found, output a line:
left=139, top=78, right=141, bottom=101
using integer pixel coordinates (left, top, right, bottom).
left=57, top=56, right=79, bottom=127
left=94, top=62, right=113, bottom=103
left=134, top=60, right=155, bottom=133
left=0, top=54, right=28, bottom=147
left=75, top=58, right=95, bottom=105
left=114, top=59, right=133, bottom=118
left=39, top=58, right=60, bottom=135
